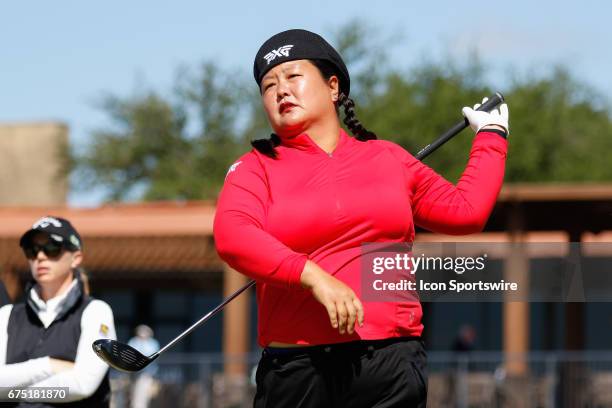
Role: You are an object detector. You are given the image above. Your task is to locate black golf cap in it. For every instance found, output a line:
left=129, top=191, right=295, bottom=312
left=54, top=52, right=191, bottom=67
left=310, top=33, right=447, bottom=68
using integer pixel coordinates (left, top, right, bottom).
left=19, top=216, right=83, bottom=251
left=253, top=29, right=350, bottom=97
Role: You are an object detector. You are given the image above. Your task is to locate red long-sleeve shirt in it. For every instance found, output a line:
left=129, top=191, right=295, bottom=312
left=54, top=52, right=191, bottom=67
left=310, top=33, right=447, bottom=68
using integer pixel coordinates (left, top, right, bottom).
left=214, top=129, right=507, bottom=346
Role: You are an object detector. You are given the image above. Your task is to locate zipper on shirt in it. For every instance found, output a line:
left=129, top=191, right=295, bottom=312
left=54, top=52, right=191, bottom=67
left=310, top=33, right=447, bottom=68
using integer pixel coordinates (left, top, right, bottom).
left=327, top=151, right=344, bottom=214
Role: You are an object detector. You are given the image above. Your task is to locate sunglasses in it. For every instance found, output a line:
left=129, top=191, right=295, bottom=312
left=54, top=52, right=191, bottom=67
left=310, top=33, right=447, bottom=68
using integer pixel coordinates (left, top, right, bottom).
left=23, top=241, right=65, bottom=260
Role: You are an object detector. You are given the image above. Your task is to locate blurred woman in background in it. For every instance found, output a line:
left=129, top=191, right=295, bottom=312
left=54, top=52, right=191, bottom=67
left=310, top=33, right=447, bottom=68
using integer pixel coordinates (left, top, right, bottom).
left=0, top=216, right=116, bottom=407
left=0, top=280, right=9, bottom=307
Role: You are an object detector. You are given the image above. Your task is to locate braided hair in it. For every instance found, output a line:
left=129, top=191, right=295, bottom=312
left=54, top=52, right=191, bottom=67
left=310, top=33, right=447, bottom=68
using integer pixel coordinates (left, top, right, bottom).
left=251, top=133, right=281, bottom=158
left=251, top=59, right=376, bottom=158
left=337, top=92, right=377, bottom=142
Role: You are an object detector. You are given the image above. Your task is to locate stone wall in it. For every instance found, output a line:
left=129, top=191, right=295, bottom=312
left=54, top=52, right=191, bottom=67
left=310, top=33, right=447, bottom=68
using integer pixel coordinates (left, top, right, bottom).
left=0, top=122, right=68, bottom=206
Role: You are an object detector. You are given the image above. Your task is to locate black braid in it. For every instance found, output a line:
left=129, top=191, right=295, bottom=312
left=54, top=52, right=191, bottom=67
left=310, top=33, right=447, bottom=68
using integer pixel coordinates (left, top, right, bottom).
left=310, top=59, right=377, bottom=141
left=337, top=92, right=377, bottom=141
left=251, top=133, right=280, bottom=158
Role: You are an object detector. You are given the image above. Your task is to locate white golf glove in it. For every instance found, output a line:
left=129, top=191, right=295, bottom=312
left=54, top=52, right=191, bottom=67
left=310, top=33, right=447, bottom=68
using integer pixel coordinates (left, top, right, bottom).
left=462, top=97, right=509, bottom=136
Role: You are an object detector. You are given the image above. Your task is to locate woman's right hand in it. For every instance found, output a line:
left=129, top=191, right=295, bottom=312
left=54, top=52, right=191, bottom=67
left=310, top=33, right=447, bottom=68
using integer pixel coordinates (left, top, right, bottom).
left=49, top=358, right=75, bottom=373
left=462, top=97, right=509, bottom=135
left=300, top=260, right=364, bottom=335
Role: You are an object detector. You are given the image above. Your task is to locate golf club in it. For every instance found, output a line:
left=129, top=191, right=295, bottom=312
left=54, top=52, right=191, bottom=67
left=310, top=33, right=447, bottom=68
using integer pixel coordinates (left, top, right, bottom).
left=93, top=280, right=254, bottom=372
left=416, top=92, right=504, bottom=160
left=92, top=92, right=505, bottom=372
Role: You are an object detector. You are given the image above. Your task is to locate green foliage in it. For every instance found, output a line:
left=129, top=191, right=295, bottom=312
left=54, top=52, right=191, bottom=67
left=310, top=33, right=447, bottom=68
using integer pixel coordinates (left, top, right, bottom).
left=505, top=68, right=612, bottom=181
left=77, top=63, right=251, bottom=201
left=81, top=92, right=188, bottom=201
left=355, top=61, right=492, bottom=182
left=74, top=23, right=612, bottom=202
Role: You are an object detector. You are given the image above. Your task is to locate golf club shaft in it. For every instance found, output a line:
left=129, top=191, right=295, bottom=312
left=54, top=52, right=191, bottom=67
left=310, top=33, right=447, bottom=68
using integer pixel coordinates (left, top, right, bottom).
left=416, top=92, right=504, bottom=160
left=155, top=280, right=256, bottom=356
left=152, top=92, right=505, bottom=357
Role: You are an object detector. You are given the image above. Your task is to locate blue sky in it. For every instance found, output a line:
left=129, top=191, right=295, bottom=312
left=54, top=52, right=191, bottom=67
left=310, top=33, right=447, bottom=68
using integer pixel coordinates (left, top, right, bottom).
left=2, top=1, right=610, bottom=205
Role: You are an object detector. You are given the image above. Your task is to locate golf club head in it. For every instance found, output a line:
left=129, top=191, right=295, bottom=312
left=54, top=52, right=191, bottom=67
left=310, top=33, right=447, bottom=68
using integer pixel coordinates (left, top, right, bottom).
left=92, top=339, right=157, bottom=372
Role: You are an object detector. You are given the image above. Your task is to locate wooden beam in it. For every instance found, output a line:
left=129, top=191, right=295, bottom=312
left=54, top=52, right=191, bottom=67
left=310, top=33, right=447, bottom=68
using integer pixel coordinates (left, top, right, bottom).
left=222, top=264, right=251, bottom=377
left=503, top=204, right=529, bottom=376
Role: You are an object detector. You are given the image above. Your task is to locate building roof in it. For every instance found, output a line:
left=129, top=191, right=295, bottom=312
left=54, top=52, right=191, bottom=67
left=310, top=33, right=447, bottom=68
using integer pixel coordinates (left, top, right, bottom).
left=0, top=201, right=216, bottom=238
left=0, top=202, right=220, bottom=282
left=1, top=183, right=610, bottom=238
left=499, top=183, right=612, bottom=201
left=1, top=184, right=611, bottom=282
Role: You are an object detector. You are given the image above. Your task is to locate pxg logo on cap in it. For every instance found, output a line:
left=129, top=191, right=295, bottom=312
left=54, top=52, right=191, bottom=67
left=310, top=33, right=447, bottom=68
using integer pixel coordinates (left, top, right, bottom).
left=263, top=45, right=294, bottom=65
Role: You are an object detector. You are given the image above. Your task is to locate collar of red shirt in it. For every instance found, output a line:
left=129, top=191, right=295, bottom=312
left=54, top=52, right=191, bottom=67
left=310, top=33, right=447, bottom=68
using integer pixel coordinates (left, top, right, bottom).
left=278, top=128, right=352, bottom=155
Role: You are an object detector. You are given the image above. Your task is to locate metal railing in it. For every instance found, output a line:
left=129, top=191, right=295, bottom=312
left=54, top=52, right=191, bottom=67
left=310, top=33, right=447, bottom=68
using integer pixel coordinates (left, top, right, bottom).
left=109, top=351, right=612, bottom=408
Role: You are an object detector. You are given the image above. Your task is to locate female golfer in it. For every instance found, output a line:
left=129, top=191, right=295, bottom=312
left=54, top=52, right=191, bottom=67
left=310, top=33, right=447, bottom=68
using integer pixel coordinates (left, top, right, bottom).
left=214, top=29, right=508, bottom=407
left=0, top=216, right=116, bottom=407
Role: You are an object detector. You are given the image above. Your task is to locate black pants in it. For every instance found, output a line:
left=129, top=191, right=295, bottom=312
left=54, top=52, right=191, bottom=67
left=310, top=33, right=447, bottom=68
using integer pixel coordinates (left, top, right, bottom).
left=254, top=337, right=427, bottom=408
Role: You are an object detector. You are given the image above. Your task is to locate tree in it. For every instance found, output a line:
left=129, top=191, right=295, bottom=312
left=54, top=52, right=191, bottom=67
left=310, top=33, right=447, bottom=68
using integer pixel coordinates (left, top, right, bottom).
left=76, top=63, right=251, bottom=201
left=504, top=68, right=612, bottom=182
left=73, top=23, right=612, bottom=202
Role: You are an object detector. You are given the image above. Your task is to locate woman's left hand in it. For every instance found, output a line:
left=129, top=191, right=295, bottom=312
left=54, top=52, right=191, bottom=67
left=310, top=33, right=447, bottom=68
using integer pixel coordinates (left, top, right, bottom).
left=300, top=260, right=364, bottom=335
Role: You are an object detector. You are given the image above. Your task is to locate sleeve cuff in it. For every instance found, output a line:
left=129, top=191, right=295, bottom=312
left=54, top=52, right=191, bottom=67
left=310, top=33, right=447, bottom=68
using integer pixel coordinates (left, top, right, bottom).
left=477, top=128, right=507, bottom=139
left=284, top=254, right=309, bottom=289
